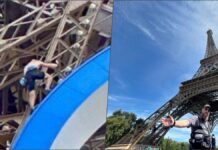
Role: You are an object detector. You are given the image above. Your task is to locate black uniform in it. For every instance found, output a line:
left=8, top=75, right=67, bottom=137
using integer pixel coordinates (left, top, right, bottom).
left=188, top=115, right=211, bottom=150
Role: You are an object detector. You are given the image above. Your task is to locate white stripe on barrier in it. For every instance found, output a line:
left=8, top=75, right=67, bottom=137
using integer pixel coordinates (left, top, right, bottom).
left=51, top=82, right=108, bottom=149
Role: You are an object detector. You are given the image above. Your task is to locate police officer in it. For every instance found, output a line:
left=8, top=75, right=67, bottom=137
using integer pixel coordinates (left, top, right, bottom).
left=161, top=104, right=212, bottom=150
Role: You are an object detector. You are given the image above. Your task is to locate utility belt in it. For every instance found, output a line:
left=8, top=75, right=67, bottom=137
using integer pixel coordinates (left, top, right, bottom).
left=189, top=134, right=211, bottom=149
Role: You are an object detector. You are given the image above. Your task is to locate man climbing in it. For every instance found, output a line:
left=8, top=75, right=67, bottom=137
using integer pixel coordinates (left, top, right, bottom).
left=161, top=104, right=212, bottom=150
left=20, top=59, right=58, bottom=111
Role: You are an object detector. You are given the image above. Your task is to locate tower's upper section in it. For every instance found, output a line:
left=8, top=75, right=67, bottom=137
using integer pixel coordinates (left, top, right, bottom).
left=204, top=29, right=218, bottom=58
left=193, top=29, right=218, bottom=79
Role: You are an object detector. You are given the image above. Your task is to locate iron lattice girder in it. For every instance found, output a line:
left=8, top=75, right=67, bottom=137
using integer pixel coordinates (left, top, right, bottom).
left=141, top=102, right=191, bottom=145
left=143, top=97, right=210, bottom=145
left=0, top=1, right=66, bottom=89
left=150, top=107, right=218, bottom=145
left=113, top=90, right=218, bottom=147
left=115, top=95, right=181, bottom=147
left=204, top=30, right=218, bottom=59
left=180, top=71, right=218, bottom=98
left=44, top=0, right=103, bottom=68
left=193, top=54, right=218, bottom=79
left=194, top=29, right=218, bottom=78
left=141, top=94, right=218, bottom=145
left=114, top=71, right=218, bottom=148
left=0, top=0, right=113, bottom=116
left=134, top=72, right=218, bottom=146
left=0, top=0, right=106, bottom=89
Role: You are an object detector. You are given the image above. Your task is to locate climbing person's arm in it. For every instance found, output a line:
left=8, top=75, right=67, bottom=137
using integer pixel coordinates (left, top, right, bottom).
left=40, top=60, right=59, bottom=69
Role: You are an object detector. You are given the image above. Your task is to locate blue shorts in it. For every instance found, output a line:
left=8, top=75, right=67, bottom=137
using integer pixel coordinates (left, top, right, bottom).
left=25, top=69, right=45, bottom=91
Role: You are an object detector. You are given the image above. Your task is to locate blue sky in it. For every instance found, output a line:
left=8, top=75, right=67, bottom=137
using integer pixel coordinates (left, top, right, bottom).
left=108, top=1, right=218, bottom=143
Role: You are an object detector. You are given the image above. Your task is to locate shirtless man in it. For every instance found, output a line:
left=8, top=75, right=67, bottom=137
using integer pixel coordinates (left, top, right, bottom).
left=20, top=59, right=58, bottom=110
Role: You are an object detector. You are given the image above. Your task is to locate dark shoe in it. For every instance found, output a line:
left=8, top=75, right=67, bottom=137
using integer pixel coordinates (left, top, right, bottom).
left=44, top=89, right=51, bottom=95
left=30, top=109, right=34, bottom=115
left=30, top=107, right=34, bottom=115
left=30, top=105, right=38, bottom=114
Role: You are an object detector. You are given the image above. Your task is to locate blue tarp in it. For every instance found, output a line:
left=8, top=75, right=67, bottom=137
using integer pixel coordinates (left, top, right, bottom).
left=12, top=47, right=110, bottom=149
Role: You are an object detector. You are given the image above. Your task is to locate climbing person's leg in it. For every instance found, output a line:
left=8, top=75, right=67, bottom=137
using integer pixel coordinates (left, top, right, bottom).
left=26, top=69, right=44, bottom=110
left=29, top=90, right=36, bottom=110
left=44, top=72, right=53, bottom=91
left=31, top=69, right=51, bottom=95
left=26, top=72, right=36, bottom=110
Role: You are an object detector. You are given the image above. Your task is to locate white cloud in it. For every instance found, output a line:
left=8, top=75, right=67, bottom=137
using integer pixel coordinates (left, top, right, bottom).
left=149, top=21, right=166, bottom=33
left=117, top=6, right=156, bottom=41
left=136, top=24, right=155, bottom=41
left=143, top=1, right=218, bottom=80
left=113, top=76, right=126, bottom=89
left=108, top=95, right=141, bottom=102
left=108, top=95, right=118, bottom=102
left=163, top=17, right=179, bottom=30
left=110, top=69, right=127, bottom=89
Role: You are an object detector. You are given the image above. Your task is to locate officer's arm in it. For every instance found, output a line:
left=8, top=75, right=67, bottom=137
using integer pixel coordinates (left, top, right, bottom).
left=174, top=120, right=190, bottom=128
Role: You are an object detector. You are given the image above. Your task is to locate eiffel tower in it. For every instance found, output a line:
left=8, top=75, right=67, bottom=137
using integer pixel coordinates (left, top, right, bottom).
left=107, top=29, right=218, bottom=150
left=0, top=0, right=113, bottom=149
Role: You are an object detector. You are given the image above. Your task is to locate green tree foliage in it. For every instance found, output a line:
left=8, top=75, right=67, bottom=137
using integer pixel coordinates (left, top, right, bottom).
left=106, top=110, right=137, bottom=146
left=159, top=138, right=189, bottom=150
